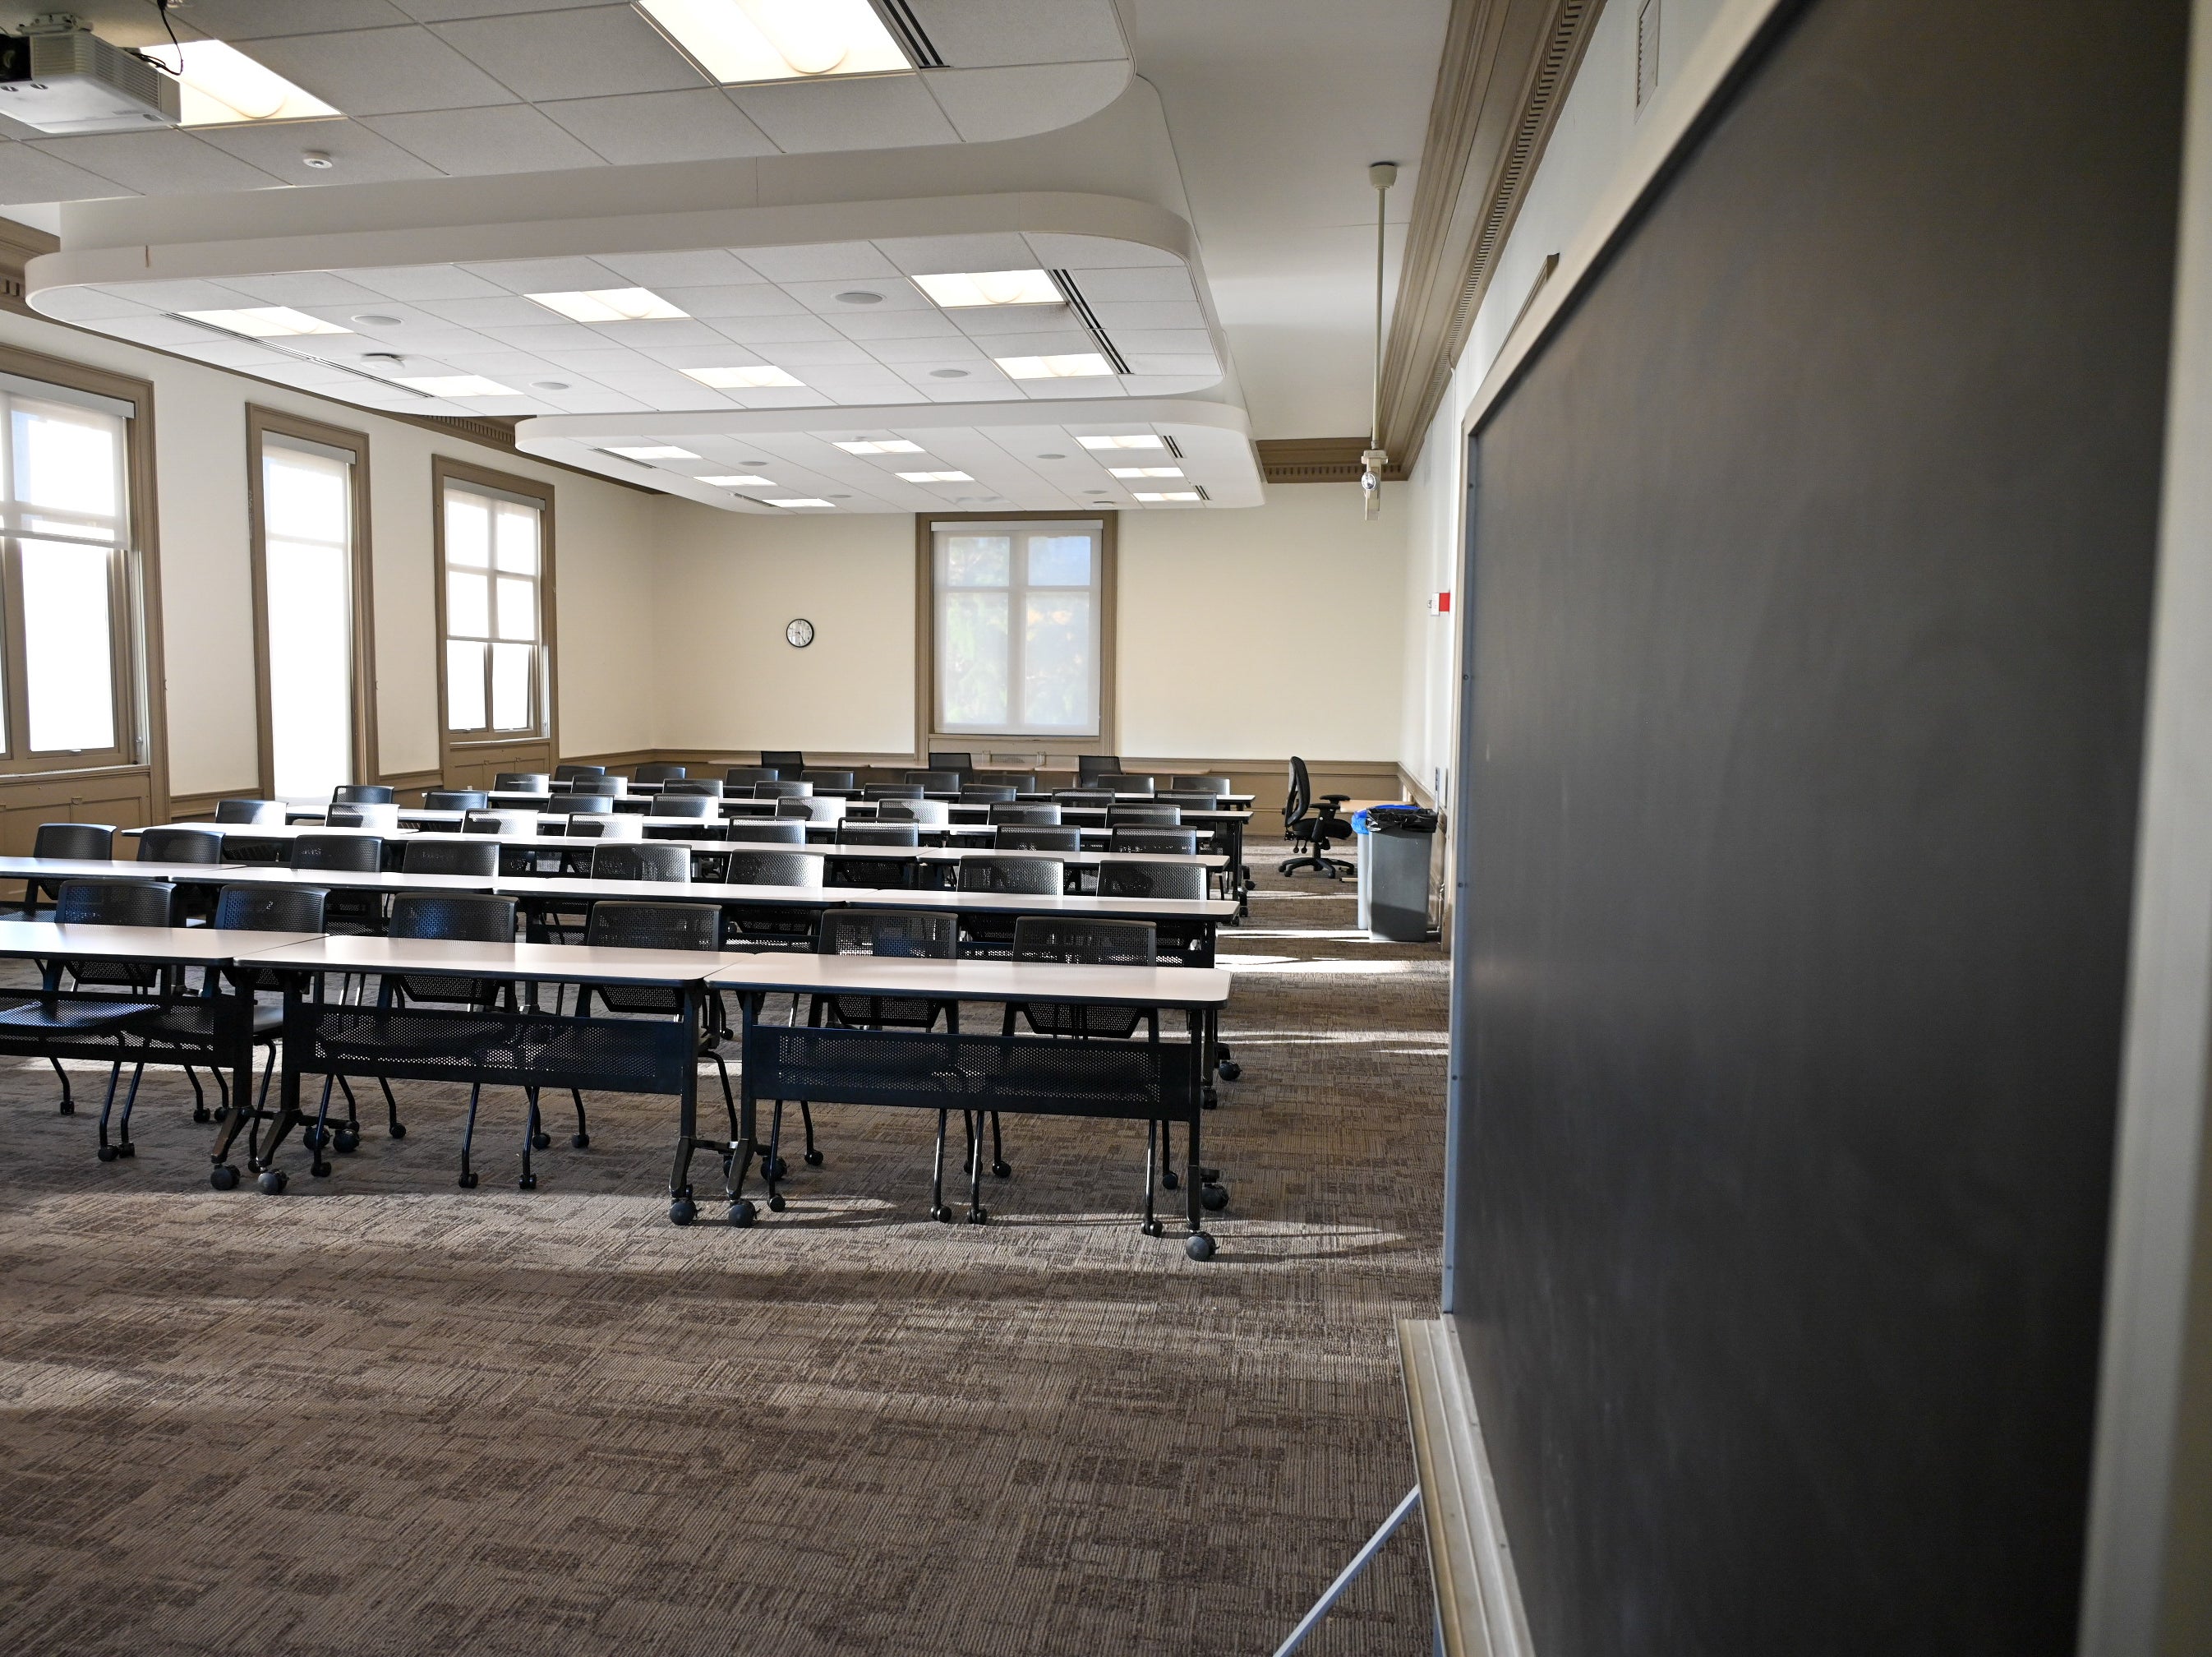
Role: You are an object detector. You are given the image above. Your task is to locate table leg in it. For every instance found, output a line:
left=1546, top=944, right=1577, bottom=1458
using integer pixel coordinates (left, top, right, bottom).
left=205, top=967, right=258, bottom=1192
left=1184, top=1015, right=1215, bottom=1260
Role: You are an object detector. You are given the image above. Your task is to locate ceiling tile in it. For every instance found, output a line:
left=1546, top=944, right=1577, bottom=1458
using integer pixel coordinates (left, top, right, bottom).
left=389, top=0, right=616, bottom=18
left=597, top=252, right=762, bottom=288
left=1106, top=329, right=1216, bottom=355
left=1020, top=376, right=1127, bottom=399
left=433, top=8, right=702, bottom=100
left=29, top=132, right=283, bottom=195
left=538, top=88, right=775, bottom=165
left=196, top=117, right=445, bottom=186
left=419, top=294, right=571, bottom=327
left=108, top=276, right=264, bottom=311
left=1086, top=300, right=1208, bottom=331
left=905, top=0, right=1127, bottom=67
left=627, top=342, right=770, bottom=370
left=27, top=288, right=157, bottom=324
left=890, top=360, right=1010, bottom=388
left=970, top=329, right=1112, bottom=358
left=528, top=347, right=655, bottom=373
left=472, top=322, right=620, bottom=352
left=829, top=309, right=961, bottom=343
left=218, top=271, right=400, bottom=307
left=783, top=278, right=934, bottom=316
left=184, top=0, right=415, bottom=37
left=455, top=255, right=624, bottom=293
left=0, top=142, right=131, bottom=206
left=924, top=61, right=1130, bottom=144
left=350, top=265, right=512, bottom=301
left=922, top=378, right=1025, bottom=403
left=1022, top=233, right=1180, bottom=270
left=710, top=315, right=846, bottom=345
left=1122, top=353, right=1222, bottom=376
left=872, top=336, right=992, bottom=365
left=737, top=242, right=902, bottom=284
left=795, top=367, right=929, bottom=400
left=948, top=307, right=1086, bottom=339
left=730, top=75, right=957, bottom=154
left=245, top=27, right=523, bottom=116
left=364, top=104, right=605, bottom=174
left=588, top=318, right=728, bottom=347
left=873, top=233, right=1040, bottom=278
left=657, top=284, right=803, bottom=319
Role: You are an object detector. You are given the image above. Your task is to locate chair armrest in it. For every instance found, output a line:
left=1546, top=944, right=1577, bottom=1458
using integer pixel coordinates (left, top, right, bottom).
left=1320, top=794, right=1352, bottom=805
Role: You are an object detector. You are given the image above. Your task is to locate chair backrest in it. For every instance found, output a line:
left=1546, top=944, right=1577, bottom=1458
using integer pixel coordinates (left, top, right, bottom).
left=724, top=820, right=808, bottom=844
left=1173, top=774, right=1233, bottom=794
left=553, top=764, right=606, bottom=782
left=568, top=811, right=643, bottom=839
left=1076, top=755, right=1122, bottom=782
left=976, top=771, right=1038, bottom=792
left=724, top=766, right=777, bottom=787
left=1054, top=789, right=1113, bottom=805
left=1156, top=791, right=1223, bottom=811
left=957, top=855, right=1064, bottom=894
left=1012, top=914, right=1157, bottom=967
left=723, top=849, right=826, bottom=889
left=571, top=776, right=626, bottom=796
left=995, top=826, right=1081, bottom=852
left=583, top=899, right=720, bottom=953
left=990, top=802, right=1061, bottom=826
left=839, top=821, right=920, bottom=847
left=634, top=763, right=687, bottom=783
left=818, top=907, right=958, bottom=958
left=879, top=798, right=949, bottom=826
left=650, top=793, right=717, bottom=819
left=1097, top=859, right=1206, bottom=902
left=1110, top=827, right=1201, bottom=855
left=332, top=783, right=394, bottom=805
left=754, top=779, right=813, bottom=799
left=215, top=798, right=285, bottom=824
left=292, top=833, right=385, bottom=871
left=928, top=750, right=974, bottom=774
left=389, top=892, right=515, bottom=943
left=139, top=826, right=224, bottom=864
left=424, top=789, right=489, bottom=811
left=865, top=783, right=924, bottom=801
left=664, top=778, right=724, bottom=796
left=214, top=884, right=328, bottom=933
left=1109, top=804, right=1182, bottom=828
left=1097, top=773, right=1155, bottom=795
left=905, top=768, right=961, bottom=792
left=1285, top=755, right=1315, bottom=823
left=494, top=772, right=550, bottom=792
left=960, top=785, right=1017, bottom=804
left=591, top=842, right=691, bottom=883
left=463, top=810, right=538, bottom=836
left=801, top=769, right=857, bottom=790
left=328, top=802, right=400, bottom=831
left=57, top=878, right=176, bottom=927
left=562, top=795, right=616, bottom=816
left=760, top=750, right=805, bottom=776
left=401, top=838, right=500, bottom=879
left=34, top=822, right=113, bottom=860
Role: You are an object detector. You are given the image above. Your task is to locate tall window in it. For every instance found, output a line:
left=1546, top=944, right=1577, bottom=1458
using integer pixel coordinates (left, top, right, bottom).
left=932, top=519, right=1104, bottom=737
left=441, top=479, right=546, bottom=736
left=254, top=428, right=364, bottom=798
left=0, top=382, right=136, bottom=767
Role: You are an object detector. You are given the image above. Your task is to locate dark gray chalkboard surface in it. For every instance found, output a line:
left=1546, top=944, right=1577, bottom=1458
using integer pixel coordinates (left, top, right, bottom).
left=1448, top=0, right=2186, bottom=1651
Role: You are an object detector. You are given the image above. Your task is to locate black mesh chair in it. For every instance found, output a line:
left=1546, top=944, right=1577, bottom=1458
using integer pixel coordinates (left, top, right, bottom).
left=635, top=764, right=688, bottom=783
left=1109, top=804, right=1182, bottom=828
left=829, top=820, right=919, bottom=889
left=562, top=796, right=620, bottom=821
left=17, top=822, right=113, bottom=918
left=1054, top=789, right=1113, bottom=805
left=990, top=802, right=1060, bottom=826
left=293, top=832, right=386, bottom=932
left=464, top=809, right=539, bottom=835
left=495, top=772, right=550, bottom=792
left=754, top=779, right=813, bottom=800
left=1281, top=755, right=1353, bottom=877
left=1098, top=773, right=1156, bottom=795
left=865, top=783, right=924, bottom=801
left=333, top=784, right=394, bottom=805
left=929, top=751, right=973, bottom=774
left=760, top=750, right=805, bottom=779
left=15, top=879, right=178, bottom=1149
left=424, top=789, right=488, bottom=811
left=959, top=785, right=1018, bottom=804
left=724, top=820, right=806, bottom=844
left=1111, top=827, right=1201, bottom=855
left=647, top=794, right=717, bottom=821
left=879, top=799, right=950, bottom=828
left=724, top=766, right=777, bottom=789
left=139, top=826, right=223, bottom=864
left=215, top=798, right=284, bottom=824
left=801, top=770, right=857, bottom=792
left=1099, top=860, right=1206, bottom=902
left=664, top=778, right=724, bottom=797
left=839, top=822, right=921, bottom=846
left=1076, top=756, right=1122, bottom=782
left=1157, top=791, right=1224, bottom=812
left=553, top=764, right=606, bottom=783
left=905, top=769, right=961, bottom=792
left=775, top=796, right=841, bottom=823
left=995, top=826, right=1082, bottom=853
left=958, top=856, right=1064, bottom=895
left=978, top=773, right=1038, bottom=792
left=590, top=842, right=690, bottom=884
left=1173, top=774, right=1233, bottom=794
left=402, top=838, right=500, bottom=879
left=720, top=849, right=823, bottom=951
left=328, top=802, right=400, bottom=831
left=571, top=776, right=626, bottom=796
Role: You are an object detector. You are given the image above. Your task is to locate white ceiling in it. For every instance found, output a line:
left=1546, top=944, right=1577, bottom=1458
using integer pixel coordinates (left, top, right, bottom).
left=0, top=0, right=1131, bottom=201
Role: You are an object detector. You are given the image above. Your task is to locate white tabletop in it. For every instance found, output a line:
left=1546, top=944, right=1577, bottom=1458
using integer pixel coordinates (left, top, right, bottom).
left=204, top=865, right=510, bottom=894
left=0, top=921, right=325, bottom=964
left=0, top=856, right=245, bottom=882
left=706, top=955, right=1232, bottom=1009
left=244, top=935, right=753, bottom=985
left=487, top=876, right=1229, bottom=922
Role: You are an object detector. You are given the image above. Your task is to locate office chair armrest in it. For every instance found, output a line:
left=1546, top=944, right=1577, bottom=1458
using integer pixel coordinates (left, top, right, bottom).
left=1319, top=794, right=1351, bottom=806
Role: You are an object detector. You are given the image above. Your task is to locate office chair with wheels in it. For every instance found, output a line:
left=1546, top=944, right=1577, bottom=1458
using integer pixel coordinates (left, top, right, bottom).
left=725, top=766, right=777, bottom=789
left=424, top=789, right=489, bottom=811
left=1110, top=827, right=1200, bottom=855
left=664, top=778, right=724, bottom=796
left=1076, top=755, right=1122, bottom=782
left=996, top=826, right=1081, bottom=852
left=12, top=879, right=174, bottom=1129
left=721, top=848, right=824, bottom=951
left=634, top=764, right=688, bottom=783
left=960, top=785, right=1018, bottom=804
left=215, top=798, right=285, bottom=824
left=905, top=769, right=961, bottom=792
left=1280, top=755, right=1353, bottom=878
left=17, top=823, right=113, bottom=918
left=724, top=821, right=806, bottom=843
left=333, top=784, right=394, bottom=805
left=990, top=802, right=1060, bottom=826
left=552, top=764, right=606, bottom=783
left=928, top=750, right=974, bottom=776
left=293, top=831, right=387, bottom=932
left=648, top=794, right=718, bottom=820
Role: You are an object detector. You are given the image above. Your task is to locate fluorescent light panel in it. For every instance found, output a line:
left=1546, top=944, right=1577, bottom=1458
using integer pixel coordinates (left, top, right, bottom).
left=683, top=365, right=804, bottom=389
left=912, top=270, right=1062, bottom=308
left=896, top=471, right=973, bottom=483
left=1108, top=466, right=1184, bottom=478
left=700, top=474, right=776, bottom=487
left=606, top=445, right=698, bottom=460
left=767, top=497, right=835, bottom=509
left=997, top=353, right=1113, bottom=380
left=397, top=376, right=520, bottom=397
left=636, top=0, right=910, bottom=85
left=528, top=288, right=688, bottom=323
left=181, top=306, right=348, bottom=338
left=1134, top=492, right=1201, bottom=503
left=835, top=439, right=924, bottom=455
left=1078, top=434, right=1164, bottom=450
left=173, top=41, right=339, bottom=127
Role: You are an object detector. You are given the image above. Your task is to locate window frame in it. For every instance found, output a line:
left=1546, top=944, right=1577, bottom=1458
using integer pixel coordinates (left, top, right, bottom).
left=247, top=406, right=377, bottom=799
left=431, top=455, right=557, bottom=765
left=0, top=344, right=161, bottom=788
left=915, top=510, right=1118, bottom=763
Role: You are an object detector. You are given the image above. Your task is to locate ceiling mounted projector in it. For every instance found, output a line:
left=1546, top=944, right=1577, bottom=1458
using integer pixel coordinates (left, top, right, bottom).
left=0, top=26, right=177, bottom=136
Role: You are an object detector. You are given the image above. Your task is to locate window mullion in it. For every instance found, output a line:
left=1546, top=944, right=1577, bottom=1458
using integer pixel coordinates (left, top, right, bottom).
left=1, top=538, right=29, bottom=761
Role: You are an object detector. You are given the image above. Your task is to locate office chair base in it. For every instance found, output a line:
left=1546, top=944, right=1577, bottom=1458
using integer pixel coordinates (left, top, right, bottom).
left=1279, top=852, right=1355, bottom=878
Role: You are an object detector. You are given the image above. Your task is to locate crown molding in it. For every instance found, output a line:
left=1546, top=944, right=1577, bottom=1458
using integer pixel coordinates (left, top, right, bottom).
left=1257, top=436, right=1409, bottom=484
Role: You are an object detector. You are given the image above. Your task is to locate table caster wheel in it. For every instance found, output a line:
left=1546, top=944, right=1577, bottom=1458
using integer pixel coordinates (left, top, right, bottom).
left=97, top=1145, right=117, bottom=1162
left=991, top=1160, right=1012, bottom=1179
left=1162, top=1167, right=1180, bottom=1190
left=930, top=1204, right=952, bottom=1222
left=210, top=1164, right=238, bottom=1191
left=729, top=1199, right=758, bottom=1227
left=1186, top=1231, right=1217, bottom=1262
left=1219, top=1060, right=1242, bottom=1081
left=518, top=1173, right=537, bottom=1191
left=804, top=1148, right=823, bottom=1166
left=458, top=1170, right=478, bottom=1189
left=192, top=1107, right=211, bottom=1124
left=532, top=1132, right=551, bottom=1151
left=670, top=1197, right=698, bottom=1225
left=388, top=1122, right=407, bottom=1140
left=311, top=1160, right=332, bottom=1179
left=1200, top=1182, right=1229, bottom=1212
left=571, top=1133, right=590, bottom=1149
left=1142, top=1219, right=1164, bottom=1237
left=768, top=1193, right=786, bottom=1212
left=966, top=1207, right=989, bottom=1225
left=257, top=1169, right=288, bottom=1196
left=334, top=1129, right=360, bottom=1154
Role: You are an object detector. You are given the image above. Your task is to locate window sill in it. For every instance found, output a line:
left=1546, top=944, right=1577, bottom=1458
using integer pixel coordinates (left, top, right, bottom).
left=0, top=758, right=145, bottom=783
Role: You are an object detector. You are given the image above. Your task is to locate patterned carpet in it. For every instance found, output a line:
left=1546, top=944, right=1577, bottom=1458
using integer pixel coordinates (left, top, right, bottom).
left=0, top=849, right=1446, bottom=1656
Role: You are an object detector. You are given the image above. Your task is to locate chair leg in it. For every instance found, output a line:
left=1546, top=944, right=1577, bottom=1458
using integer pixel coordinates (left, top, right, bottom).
left=569, top=1087, right=592, bottom=1150
left=518, top=1090, right=540, bottom=1190
left=1160, top=1116, right=1181, bottom=1190
left=965, top=1114, right=988, bottom=1225
left=763, top=1101, right=786, bottom=1211
left=930, top=1109, right=952, bottom=1222
left=708, top=1051, right=735, bottom=1148
left=380, top=1077, right=405, bottom=1139
left=211, top=1063, right=231, bottom=1122
left=988, top=1110, right=1010, bottom=1179
left=458, top=1084, right=482, bottom=1189
left=527, top=1085, right=551, bottom=1154
left=798, top=1101, right=821, bottom=1167
left=94, top=1060, right=126, bottom=1159
left=185, top=1064, right=209, bottom=1124
left=51, top=1055, right=74, bottom=1115
left=1141, top=1119, right=1164, bottom=1235
left=306, top=1074, right=337, bottom=1179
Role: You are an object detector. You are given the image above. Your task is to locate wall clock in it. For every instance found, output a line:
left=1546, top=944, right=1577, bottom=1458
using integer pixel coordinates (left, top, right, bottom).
left=786, top=617, right=814, bottom=648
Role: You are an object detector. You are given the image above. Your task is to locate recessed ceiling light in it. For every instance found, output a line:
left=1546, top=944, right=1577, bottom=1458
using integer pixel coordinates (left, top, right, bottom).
left=768, top=497, right=836, bottom=509
left=897, top=470, right=973, bottom=483
left=301, top=150, right=334, bottom=170
left=172, top=41, right=339, bottom=127
left=352, top=313, right=402, bottom=326
left=701, top=474, right=776, bottom=487
left=1078, top=434, right=1165, bottom=450
left=914, top=270, right=1062, bottom=307
left=996, top=353, right=1113, bottom=380
left=835, top=291, right=883, bottom=305
left=683, top=364, right=804, bottom=389
left=606, top=445, right=699, bottom=460
left=1134, top=491, right=1202, bottom=503
left=1036, top=452, right=1066, bottom=459
left=532, top=381, right=571, bottom=390
left=397, top=376, right=521, bottom=398
left=835, top=439, right=924, bottom=455
left=181, top=306, right=348, bottom=339
left=929, top=368, right=970, bottom=380
left=527, top=287, right=688, bottom=324
left=636, top=0, right=910, bottom=85
left=1108, top=466, right=1185, bottom=479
